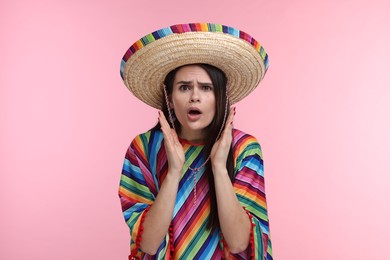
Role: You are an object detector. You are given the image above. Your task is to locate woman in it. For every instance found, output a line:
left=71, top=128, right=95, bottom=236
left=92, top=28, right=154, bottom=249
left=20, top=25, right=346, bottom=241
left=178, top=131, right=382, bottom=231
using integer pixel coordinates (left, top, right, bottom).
left=119, top=23, right=272, bottom=259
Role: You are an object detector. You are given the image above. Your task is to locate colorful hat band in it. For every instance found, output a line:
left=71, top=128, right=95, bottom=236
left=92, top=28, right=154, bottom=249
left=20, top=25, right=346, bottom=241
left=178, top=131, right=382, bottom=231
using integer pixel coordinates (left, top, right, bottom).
left=120, top=23, right=269, bottom=79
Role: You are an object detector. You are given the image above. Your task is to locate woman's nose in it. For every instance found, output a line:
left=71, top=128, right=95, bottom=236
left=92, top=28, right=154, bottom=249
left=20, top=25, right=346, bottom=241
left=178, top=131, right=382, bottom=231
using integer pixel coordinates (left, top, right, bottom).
left=190, top=88, right=200, bottom=103
left=190, top=97, right=200, bottom=103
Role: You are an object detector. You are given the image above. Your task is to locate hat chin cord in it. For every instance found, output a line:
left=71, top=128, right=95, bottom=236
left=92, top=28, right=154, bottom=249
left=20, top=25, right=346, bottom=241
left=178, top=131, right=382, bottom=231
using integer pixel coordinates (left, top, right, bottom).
left=162, top=84, right=229, bottom=205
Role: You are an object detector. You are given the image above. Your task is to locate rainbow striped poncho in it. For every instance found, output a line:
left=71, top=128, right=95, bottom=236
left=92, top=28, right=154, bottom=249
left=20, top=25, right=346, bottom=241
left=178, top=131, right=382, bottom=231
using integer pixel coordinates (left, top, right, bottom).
left=119, top=129, right=272, bottom=259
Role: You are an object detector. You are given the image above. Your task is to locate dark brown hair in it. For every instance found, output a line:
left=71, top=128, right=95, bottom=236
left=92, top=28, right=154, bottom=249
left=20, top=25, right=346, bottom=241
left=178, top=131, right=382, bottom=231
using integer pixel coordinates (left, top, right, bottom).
left=151, top=63, right=235, bottom=230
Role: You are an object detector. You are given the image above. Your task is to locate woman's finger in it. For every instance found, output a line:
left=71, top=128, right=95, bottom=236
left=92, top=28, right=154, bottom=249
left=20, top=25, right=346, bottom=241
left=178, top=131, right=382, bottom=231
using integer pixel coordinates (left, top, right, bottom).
left=220, top=107, right=235, bottom=141
left=226, top=107, right=235, bottom=127
left=158, top=111, right=170, bottom=130
left=158, top=111, right=174, bottom=145
left=159, top=110, right=181, bottom=149
left=170, top=128, right=181, bottom=146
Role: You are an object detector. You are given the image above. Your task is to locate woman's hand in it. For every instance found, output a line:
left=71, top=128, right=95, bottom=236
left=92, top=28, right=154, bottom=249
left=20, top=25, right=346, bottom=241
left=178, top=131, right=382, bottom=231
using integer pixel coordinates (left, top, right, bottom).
left=210, top=107, right=235, bottom=171
left=158, top=111, right=185, bottom=176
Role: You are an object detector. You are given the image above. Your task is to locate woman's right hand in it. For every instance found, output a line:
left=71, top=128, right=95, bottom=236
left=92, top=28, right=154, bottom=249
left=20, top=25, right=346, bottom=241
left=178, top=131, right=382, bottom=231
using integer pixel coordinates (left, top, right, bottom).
left=158, top=111, right=185, bottom=177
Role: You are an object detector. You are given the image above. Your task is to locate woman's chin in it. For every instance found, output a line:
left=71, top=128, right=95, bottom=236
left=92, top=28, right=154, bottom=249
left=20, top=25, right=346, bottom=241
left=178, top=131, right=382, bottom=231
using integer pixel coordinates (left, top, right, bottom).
left=178, top=123, right=208, bottom=139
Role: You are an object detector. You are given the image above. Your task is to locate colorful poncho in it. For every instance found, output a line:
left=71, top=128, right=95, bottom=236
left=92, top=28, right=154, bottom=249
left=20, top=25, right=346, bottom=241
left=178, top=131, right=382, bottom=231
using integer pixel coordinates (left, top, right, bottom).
left=118, top=128, right=273, bottom=259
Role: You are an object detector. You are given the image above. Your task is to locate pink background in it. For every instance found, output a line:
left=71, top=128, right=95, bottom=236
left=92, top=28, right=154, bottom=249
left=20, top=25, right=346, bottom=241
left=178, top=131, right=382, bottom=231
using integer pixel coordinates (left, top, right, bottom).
left=1, top=0, right=390, bottom=259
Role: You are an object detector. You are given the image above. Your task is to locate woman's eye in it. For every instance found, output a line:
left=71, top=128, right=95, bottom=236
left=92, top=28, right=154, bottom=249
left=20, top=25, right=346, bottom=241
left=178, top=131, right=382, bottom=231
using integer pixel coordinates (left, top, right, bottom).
left=179, top=85, right=190, bottom=91
left=203, top=85, right=213, bottom=91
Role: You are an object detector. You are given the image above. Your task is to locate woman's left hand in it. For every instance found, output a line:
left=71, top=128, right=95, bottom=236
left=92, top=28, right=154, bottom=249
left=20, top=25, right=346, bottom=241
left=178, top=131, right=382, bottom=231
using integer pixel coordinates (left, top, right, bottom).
left=210, top=107, right=235, bottom=170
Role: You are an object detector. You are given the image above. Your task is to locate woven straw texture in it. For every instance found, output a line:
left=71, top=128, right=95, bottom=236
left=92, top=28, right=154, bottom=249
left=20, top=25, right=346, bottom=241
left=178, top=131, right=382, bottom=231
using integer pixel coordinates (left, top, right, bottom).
left=121, top=23, right=268, bottom=109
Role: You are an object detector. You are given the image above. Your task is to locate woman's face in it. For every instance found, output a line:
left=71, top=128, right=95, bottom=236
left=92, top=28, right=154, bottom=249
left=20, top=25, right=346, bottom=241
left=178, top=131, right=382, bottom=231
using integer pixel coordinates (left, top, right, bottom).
left=170, top=65, right=216, bottom=142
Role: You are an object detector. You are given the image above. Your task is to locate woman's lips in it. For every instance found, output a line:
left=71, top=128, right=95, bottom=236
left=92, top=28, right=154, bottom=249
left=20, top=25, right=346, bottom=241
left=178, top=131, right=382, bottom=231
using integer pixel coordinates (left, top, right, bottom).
left=187, top=107, right=202, bottom=121
left=187, top=113, right=202, bottom=121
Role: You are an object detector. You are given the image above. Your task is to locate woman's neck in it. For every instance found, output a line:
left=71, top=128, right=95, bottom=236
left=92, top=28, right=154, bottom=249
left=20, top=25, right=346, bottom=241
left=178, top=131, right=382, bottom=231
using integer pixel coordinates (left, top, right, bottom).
left=178, top=129, right=206, bottom=144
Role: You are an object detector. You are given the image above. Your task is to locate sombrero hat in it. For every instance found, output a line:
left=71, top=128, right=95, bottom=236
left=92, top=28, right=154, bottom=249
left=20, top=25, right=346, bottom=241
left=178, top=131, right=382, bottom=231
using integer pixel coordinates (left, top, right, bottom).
left=120, top=23, right=269, bottom=109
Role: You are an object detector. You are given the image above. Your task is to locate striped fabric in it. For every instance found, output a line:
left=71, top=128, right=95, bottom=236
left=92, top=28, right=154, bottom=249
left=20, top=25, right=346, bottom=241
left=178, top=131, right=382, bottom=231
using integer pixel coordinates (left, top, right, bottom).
left=120, top=23, right=269, bottom=80
left=118, top=128, right=273, bottom=259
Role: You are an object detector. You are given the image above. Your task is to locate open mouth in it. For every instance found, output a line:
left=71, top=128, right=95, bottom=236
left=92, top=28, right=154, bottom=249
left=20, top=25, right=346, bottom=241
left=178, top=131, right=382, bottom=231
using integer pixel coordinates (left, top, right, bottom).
left=187, top=107, right=202, bottom=121
left=188, top=107, right=202, bottom=115
left=188, top=110, right=201, bottom=115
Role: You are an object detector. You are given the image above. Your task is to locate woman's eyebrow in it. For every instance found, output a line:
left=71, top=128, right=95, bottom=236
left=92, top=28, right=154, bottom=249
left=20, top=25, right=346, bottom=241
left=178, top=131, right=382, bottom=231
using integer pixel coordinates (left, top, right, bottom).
left=175, top=80, right=192, bottom=85
left=197, top=81, right=213, bottom=86
left=175, top=80, right=213, bottom=86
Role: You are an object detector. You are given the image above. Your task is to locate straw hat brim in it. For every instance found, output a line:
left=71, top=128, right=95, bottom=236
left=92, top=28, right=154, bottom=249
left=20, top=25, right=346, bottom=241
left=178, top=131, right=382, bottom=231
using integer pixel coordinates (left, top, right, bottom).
left=121, top=24, right=268, bottom=109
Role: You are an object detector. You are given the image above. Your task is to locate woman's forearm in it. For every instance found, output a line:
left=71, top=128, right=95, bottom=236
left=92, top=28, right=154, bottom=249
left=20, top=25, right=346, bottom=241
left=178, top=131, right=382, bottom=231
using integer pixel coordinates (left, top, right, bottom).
left=213, top=167, right=251, bottom=254
left=140, top=172, right=180, bottom=255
